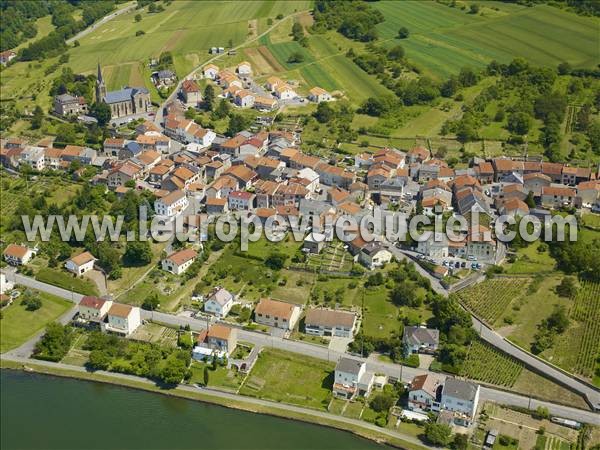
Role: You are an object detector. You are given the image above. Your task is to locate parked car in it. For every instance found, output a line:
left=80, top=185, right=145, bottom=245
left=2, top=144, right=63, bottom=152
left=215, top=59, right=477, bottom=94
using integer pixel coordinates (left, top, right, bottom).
left=467, top=255, right=477, bottom=261
left=454, top=262, right=461, bottom=268
left=471, top=263, right=478, bottom=269
left=460, top=262, right=467, bottom=268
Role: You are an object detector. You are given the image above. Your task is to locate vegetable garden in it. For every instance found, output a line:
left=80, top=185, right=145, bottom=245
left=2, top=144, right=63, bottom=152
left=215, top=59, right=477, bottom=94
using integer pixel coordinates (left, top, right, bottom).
left=456, top=277, right=530, bottom=325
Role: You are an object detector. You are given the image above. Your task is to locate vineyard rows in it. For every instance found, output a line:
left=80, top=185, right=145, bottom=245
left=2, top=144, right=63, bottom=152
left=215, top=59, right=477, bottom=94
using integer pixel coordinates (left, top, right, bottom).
left=457, top=278, right=530, bottom=325
left=570, top=281, right=600, bottom=378
left=460, top=339, right=523, bottom=388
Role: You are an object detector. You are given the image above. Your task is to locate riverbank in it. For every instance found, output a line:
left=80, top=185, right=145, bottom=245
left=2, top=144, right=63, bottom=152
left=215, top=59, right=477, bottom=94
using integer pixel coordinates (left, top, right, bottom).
left=0, top=358, right=430, bottom=450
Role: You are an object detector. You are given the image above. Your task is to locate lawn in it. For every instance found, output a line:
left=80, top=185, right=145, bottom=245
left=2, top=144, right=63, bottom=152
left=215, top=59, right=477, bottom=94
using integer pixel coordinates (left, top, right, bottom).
left=67, top=0, right=311, bottom=79
left=0, top=292, right=72, bottom=353
left=373, top=2, right=599, bottom=79
left=35, top=267, right=99, bottom=297
left=188, top=361, right=246, bottom=391
left=360, top=286, right=402, bottom=339
left=505, top=242, right=557, bottom=274
left=239, top=348, right=334, bottom=410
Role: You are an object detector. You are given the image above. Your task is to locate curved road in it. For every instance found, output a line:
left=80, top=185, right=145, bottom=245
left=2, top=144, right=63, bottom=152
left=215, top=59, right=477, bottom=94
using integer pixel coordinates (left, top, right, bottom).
left=153, top=10, right=310, bottom=127
left=3, top=271, right=598, bottom=424
left=66, top=2, right=137, bottom=45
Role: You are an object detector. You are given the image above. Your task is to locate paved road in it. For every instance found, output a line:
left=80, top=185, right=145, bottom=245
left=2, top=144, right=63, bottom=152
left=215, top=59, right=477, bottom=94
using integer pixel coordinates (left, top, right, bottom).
left=385, top=248, right=600, bottom=411
left=153, top=10, right=309, bottom=127
left=472, top=316, right=600, bottom=412
left=66, top=2, right=137, bottom=45
left=1, top=355, right=432, bottom=449
left=4, top=271, right=599, bottom=424
left=387, top=246, right=447, bottom=296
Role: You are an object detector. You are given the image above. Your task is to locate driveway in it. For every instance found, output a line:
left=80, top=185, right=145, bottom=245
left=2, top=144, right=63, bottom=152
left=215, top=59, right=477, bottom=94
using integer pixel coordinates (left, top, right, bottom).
left=328, top=336, right=352, bottom=353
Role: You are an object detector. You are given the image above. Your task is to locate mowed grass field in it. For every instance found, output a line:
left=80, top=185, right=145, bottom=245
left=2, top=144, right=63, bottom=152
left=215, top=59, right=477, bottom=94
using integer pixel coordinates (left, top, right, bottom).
left=373, top=2, right=599, bottom=79
left=0, top=292, right=72, bottom=353
left=64, top=1, right=310, bottom=87
left=251, top=30, right=394, bottom=103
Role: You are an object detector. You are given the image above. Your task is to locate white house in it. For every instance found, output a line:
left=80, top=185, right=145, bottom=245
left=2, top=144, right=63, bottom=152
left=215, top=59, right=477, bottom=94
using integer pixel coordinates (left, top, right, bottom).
left=274, top=84, right=296, bottom=100
left=3, top=244, right=35, bottom=266
left=20, top=146, right=46, bottom=171
left=235, top=90, right=255, bottom=108
left=228, top=190, right=255, bottom=211
left=236, top=61, right=252, bottom=76
left=308, top=87, right=332, bottom=103
left=203, top=64, right=219, bottom=80
left=105, top=303, right=141, bottom=336
left=408, top=374, right=443, bottom=413
left=440, top=378, right=480, bottom=427
left=161, top=248, right=198, bottom=275
left=184, top=123, right=216, bottom=148
left=297, top=167, right=320, bottom=193
left=0, top=272, right=14, bottom=295
left=333, top=357, right=374, bottom=399
left=203, top=286, right=234, bottom=318
left=154, top=189, right=189, bottom=219
left=304, top=308, right=357, bottom=338
left=254, top=297, right=301, bottom=330
left=358, top=243, right=393, bottom=269
left=416, top=233, right=449, bottom=258
left=403, top=326, right=439, bottom=356
left=78, top=296, right=113, bottom=323
left=64, top=251, right=96, bottom=275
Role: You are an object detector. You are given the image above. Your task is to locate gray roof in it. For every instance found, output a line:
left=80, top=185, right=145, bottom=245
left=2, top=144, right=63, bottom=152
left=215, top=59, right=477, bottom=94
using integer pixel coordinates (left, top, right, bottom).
left=104, top=87, right=149, bottom=104
left=361, top=242, right=386, bottom=257
left=207, top=287, right=233, bottom=306
left=299, top=199, right=332, bottom=216
left=56, top=93, right=77, bottom=103
left=403, top=326, right=439, bottom=346
left=125, top=141, right=141, bottom=155
left=156, top=70, right=175, bottom=79
left=442, top=378, right=478, bottom=402
left=335, top=357, right=363, bottom=375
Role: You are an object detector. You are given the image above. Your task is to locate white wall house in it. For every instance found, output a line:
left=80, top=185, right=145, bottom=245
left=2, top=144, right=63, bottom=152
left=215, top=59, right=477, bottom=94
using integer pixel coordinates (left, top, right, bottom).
left=440, top=378, right=480, bottom=427
left=203, top=287, right=234, bottom=318
left=416, top=233, right=449, bottom=258
left=0, top=273, right=14, bottom=295
left=333, top=357, right=374, bottom=399
left=161, top=248, right=198, bottom=275
left=64, top=251, right=96, bottom=275
left=304, top=308, right=357, bottom=338
left=105, top=303, right=141, bottom=336
left=254, top=298, right=301, bottom=331
left=3, top=244, right=35, bottom=266
left=154, top=190, right=188, bottom=219
left=78, top=296, right=113, bottom=323
left=358, top=243, right=393, bottom=269
left=408, top=374, right=443, bottom=413
left=203, top=64, right=219, bottom=80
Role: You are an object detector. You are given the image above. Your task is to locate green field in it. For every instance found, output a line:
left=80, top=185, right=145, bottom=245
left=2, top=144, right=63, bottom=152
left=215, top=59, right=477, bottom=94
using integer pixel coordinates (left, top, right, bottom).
left=35, top=267, right=99, bottom=297
left=373, top=2, right=599, bottom=79
left=456, top=277, right=531, bottom=325
left=0, top=292, right=72, bottom=353
left=239, top=348, right=334, bottom=410
left=67, top=0, right=311, bottom=81
left=461, top=339, right=523, bottom=388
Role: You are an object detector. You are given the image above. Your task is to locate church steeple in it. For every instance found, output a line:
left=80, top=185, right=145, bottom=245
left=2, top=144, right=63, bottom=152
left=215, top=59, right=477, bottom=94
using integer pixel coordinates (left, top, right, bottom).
left=96, top=62, right=106, bottom=102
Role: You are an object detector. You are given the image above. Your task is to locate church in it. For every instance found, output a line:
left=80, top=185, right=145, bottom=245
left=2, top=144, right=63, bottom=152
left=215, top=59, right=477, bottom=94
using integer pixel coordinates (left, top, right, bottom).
left=96, top=63, right=151, bottom=120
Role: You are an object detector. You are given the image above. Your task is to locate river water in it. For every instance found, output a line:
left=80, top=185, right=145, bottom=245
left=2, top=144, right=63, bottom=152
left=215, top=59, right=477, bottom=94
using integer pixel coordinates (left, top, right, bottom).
left=0, top=370, right=392, bottom=450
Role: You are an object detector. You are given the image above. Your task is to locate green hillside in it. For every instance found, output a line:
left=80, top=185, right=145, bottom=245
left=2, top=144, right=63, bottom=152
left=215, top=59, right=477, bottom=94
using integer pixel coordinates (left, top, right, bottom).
left=373, top=1, right=599, bottom=79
